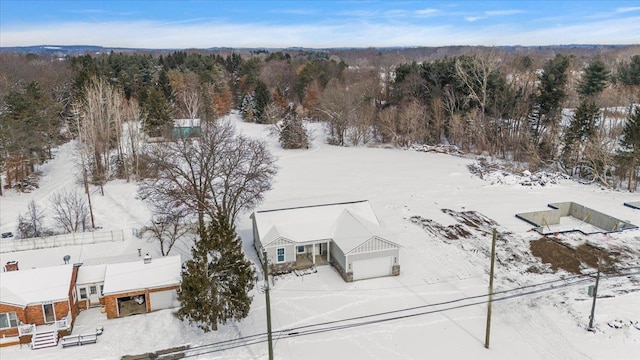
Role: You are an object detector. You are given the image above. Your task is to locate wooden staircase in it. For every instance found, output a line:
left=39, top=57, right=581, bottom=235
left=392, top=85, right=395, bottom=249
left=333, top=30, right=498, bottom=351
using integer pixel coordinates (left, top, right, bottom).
left=31, top=330, right=58, bottom=350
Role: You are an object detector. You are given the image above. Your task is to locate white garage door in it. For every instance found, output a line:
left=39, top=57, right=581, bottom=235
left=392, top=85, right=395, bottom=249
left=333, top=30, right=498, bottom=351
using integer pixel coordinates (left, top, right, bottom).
left=149, top=289, right=180, bottom=311
left=352, top=257, right=393, bottom=281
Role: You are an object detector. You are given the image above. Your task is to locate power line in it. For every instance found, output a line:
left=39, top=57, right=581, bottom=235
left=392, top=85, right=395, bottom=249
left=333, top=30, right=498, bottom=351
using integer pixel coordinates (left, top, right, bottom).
left=172, top=269, right=639, bottom=358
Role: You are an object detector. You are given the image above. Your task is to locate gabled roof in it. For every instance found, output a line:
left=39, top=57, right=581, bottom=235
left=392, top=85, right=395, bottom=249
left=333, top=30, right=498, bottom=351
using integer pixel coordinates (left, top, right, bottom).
left=76, top=264, right=106, bottom=285
left=0, top=264, right=74, bottom=307
left=102, top=255, right=182, bottom=295
left=332, top=210, right=389, bottom=253
left=254, top=200, right=381, bottom=246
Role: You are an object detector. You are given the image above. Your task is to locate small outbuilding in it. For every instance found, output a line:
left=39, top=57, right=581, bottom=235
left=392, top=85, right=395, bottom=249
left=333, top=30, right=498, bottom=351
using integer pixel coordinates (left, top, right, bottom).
left=102, top=255, right=182, bottom=319
left=252, top=200, right=401, bottom=282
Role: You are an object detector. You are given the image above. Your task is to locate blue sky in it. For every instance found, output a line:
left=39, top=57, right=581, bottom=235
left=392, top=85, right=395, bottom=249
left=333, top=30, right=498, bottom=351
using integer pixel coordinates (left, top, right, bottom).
left=1, top=1, right=639, bottom=48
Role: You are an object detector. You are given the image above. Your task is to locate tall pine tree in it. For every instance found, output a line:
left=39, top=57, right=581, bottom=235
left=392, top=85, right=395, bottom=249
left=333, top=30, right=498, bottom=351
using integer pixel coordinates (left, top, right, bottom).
left=618, top=106, right=640, bottom=190
left=176, top=212, right=255, bottom=332
left=578, top=59, right=610, bottom=98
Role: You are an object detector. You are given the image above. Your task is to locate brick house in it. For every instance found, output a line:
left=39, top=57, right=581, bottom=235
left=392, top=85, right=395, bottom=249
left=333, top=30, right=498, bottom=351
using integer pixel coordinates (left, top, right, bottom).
left=0, top=261, right=79, bottom=341
left=102, top=255, right=182, bottom=319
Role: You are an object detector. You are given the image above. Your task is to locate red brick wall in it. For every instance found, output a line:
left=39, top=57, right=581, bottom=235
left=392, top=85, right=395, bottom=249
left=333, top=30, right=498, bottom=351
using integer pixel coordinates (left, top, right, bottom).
left=53, top=301, right=70, bottom=322
left=104, top=285, right=180, bottom=319
left=0, top=303, right=25, bottom=337
left=68, top=265, right=80, bottom=328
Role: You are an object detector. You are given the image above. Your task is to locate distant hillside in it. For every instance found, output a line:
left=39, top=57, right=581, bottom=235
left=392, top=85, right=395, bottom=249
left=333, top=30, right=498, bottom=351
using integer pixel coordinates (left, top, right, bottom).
left=1, top=44, right=637, bottom=62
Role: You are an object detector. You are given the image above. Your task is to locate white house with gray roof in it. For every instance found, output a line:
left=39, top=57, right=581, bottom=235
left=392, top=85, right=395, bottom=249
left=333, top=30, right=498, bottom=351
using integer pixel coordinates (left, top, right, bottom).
left=251, top=200, right=401, bottom=281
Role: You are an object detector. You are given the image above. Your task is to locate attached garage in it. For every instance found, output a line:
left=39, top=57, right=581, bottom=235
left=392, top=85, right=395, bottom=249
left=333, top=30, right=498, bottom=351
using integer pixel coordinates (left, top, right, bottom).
left=102, top=255, right=182, bottom=319
left=352, top=256, right=394, bottom=280
left=252, top=200, right=401, bottom=282
left=149, top=289, right=179, bottom=311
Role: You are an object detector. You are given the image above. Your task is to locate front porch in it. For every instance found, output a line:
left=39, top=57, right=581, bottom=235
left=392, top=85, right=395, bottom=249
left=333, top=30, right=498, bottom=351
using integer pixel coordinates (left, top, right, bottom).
left=294, top=242, right=330, bottom=270
left=16, top=312, right=72, bottom=348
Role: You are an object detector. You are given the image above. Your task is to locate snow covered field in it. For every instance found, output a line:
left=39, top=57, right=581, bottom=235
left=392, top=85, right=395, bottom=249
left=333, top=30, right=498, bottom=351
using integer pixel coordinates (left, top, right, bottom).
left=1, top=112, right=638, bottom=359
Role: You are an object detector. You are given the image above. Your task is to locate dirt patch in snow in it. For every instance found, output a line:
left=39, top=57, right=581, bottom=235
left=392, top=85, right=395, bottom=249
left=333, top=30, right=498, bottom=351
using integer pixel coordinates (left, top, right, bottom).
left=529, top=237, right=619, bottom=274
left=409, top=215, right=472, bottom=240
left=409, top=209, right=502, bottom=240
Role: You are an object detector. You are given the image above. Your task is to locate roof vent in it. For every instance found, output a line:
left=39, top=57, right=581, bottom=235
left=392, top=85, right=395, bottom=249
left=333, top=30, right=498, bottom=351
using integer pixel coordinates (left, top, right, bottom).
left=63, top=255, right=71, bottom=264
left=143, top=253, right=152, bottom=264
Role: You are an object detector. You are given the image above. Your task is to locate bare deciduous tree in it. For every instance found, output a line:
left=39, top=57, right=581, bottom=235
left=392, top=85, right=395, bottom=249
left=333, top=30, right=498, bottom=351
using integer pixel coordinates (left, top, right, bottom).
left=50, top=189, right=89, bottom=233
left=75, top=77, right=126, bottom=194
left=139, top=120, right=277, bottom=230
left=141, top=207, right=193, bottom=256
left=17, top=200, right=46, bottom=238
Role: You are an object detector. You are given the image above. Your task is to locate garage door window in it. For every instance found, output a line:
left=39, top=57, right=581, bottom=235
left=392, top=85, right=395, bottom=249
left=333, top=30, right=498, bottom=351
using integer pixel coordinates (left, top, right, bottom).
left=276, top=248, right=285, bottom=263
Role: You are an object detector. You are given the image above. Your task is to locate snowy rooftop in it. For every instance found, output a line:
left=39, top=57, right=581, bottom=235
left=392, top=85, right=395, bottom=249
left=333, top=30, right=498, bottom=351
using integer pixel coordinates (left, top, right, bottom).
left=0, top=264, right=74, bottom=307
left=253, top=200, right=383, bottom=246
left=102, top=255, right=182, bottom=295
left=173, top=118, right=201, bottom=128
left=76, top=264, right=107, bottom=285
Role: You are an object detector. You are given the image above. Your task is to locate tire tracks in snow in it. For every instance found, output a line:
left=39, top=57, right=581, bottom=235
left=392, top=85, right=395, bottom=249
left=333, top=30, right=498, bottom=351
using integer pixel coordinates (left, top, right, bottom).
left=501, top=299, right=592, bottom=360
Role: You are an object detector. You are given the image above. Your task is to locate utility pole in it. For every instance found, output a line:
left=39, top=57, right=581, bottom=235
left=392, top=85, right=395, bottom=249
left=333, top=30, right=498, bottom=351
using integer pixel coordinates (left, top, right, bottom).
left=75, top=112, right=95, bottom=229
left=485, top=228, right=497, bottom=349
left=262, top=250, right=274, bottom=360
left=588, top=260, right=601, bottom=331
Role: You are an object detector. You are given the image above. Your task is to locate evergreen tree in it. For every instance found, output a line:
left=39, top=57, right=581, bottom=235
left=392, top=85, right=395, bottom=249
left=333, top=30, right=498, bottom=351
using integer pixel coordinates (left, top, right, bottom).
left=530, top=54, right=570, bottom=140
left=254, top=81, right=272, bottom=123
left=279, top=109, right=310, bottom=149
left=618, top=106, right=640, bottom=189
left=143, top=87, right=173, bottom=137
left=578, top=59, right=610, bottom=98
left=240, top=91, right=256, bottom=122
left=561, top=100, right=600, bottom=170
left=176, top=212, right=255, bottom=332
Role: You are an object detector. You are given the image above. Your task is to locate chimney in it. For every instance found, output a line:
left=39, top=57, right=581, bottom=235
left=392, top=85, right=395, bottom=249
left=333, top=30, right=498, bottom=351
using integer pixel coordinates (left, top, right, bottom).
left=4, top=261, right=19, bottom=272
left=143, top=253, right=152, bottom=264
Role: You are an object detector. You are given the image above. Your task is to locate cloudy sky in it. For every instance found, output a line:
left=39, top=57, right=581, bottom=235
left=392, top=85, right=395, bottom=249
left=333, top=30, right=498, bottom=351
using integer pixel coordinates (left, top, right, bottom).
left=1, top=0, right=639, bottom=49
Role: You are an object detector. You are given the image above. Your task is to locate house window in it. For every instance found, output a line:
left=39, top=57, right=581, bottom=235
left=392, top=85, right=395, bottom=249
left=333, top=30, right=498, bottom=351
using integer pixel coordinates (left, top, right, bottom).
left=276, top=248, right=285, bottom=263
left=80, top=288, right=87, bottom=299
left=297, top=245, right=305, bottom=253
left=90, top=286, right=97, bottom=295
left=100, top=285, right=104, bottom=296
left=0, top=312, right=18, bottom=329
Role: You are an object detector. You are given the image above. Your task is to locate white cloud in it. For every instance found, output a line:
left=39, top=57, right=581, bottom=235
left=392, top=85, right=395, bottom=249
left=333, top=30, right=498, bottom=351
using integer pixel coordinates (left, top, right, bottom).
left=1, top=14, right=638, bottom=49
left=415, top=8, right=438, bottom=16
left=484, top=9, right=524, bottom=16
left=465, top=16, right=485, bottom=22
left=616, top=7, right=640, bottom=13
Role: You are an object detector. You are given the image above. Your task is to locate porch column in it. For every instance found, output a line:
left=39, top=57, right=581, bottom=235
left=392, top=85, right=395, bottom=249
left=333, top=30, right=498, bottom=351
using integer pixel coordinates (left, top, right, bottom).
left=312, top=243, right=316, bottom=265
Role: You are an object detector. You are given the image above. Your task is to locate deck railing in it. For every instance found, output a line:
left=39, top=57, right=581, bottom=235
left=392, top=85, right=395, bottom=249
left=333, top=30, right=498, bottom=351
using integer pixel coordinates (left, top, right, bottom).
left=18, top=323, right=36, bottom=336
